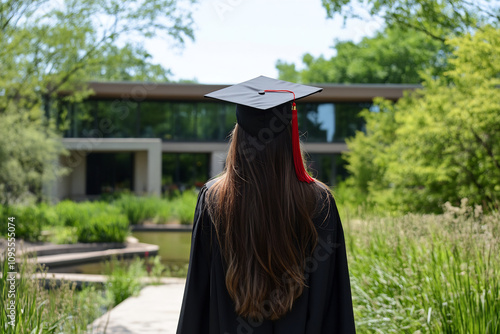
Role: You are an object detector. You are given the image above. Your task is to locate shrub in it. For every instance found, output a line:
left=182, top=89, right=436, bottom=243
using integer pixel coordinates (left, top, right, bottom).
left=171, top=189, right=198, bottom=225
left=112, top=194, right=166, bottom=225
left=47, top=226, right=78, bottom=244
left=55, top=200, right=86, bottom=227
left=105, top=256, right=146, bottom=306
left=0, top=204, right=57, bottom=241
left=76, top=212, right=129, bottom=243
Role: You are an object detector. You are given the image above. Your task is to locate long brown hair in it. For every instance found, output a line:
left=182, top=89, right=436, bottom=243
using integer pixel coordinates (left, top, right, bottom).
left=207, top=122, right=330, bottom=321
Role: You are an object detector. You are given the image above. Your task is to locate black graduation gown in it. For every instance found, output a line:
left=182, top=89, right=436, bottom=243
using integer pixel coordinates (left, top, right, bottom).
left=176, top=182, right=356, bottom=334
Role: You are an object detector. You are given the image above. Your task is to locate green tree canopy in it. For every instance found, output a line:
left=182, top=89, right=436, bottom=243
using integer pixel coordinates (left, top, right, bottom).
left=344, top=26, right=500, bottom=213
left=277, top=26, right=445, bottom=84
left=0, top=0, right=197, bottom=204
left=321, top=0, right=499, bottom=41
left=278, top=0, right=499, bottom=85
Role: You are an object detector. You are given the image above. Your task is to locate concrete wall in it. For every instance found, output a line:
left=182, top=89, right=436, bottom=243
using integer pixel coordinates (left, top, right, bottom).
left=52, top=139, right=347, bottom=201
left=54, top=138, right=162, bottom=200
left=56, top=152, right=87, bottom=201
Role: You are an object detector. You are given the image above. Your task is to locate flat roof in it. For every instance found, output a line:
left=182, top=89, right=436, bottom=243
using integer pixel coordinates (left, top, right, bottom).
left=61, top=81, right=421, bottom=103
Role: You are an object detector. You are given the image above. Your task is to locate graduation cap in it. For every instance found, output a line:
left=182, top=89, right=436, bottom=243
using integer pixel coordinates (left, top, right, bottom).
left=205, top=75, right=323, bottom=183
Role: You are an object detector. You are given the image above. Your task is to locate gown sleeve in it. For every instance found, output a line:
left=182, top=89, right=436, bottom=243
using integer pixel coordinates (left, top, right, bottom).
left=176, top=186, right=211, bottom=334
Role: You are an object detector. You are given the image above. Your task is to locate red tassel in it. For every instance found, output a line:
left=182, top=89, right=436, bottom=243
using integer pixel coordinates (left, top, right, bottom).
left=291, top=102, right=314, bottom=183
left=263, top=90, right=314, bottom=183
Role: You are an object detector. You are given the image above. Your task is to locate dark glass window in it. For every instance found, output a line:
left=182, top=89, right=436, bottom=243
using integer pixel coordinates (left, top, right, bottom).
left=140, top=101, right=175, bottom=140
left=65, top=100, right=368, bottom=142
left=297, top=102, right=370, bottom=142
left=86, top=152, right=134, bottom=195
left=308, top=153, right=348, bottom=186
left=196, top=102, right=235, bottom=141
left=162, top=153, right=210, bottom=190
left=65, top=99, right=138, bottom=138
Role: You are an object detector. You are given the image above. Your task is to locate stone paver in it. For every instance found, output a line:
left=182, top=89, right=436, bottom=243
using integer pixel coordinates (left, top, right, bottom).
left=90, top=282, right=185, bottom=334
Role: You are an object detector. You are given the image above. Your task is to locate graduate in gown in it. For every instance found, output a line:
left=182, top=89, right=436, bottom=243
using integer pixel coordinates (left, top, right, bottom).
left=177, top=76, right=356, bottom=334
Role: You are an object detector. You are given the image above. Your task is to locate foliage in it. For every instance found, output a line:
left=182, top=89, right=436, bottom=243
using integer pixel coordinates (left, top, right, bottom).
left=76, top=211, right=129, bottom=243
left=277, top=26, right=445, bottom=84
left=345, top=26, right=500, bottom=212
left=0, top=190, right=199, bottom=243
left=54, top=200, right=88, bottom=227
left=105, top=256, right=146, bottom=306
left=112, top=194, right=174, bottom=225
left=112, top=189, right=198, bottom=225
left=171, top=189, right=198, bottom=224
left=0, top=204, right=57, bottom=241
left=321, top=0, right=499, bottom=42
left=46, top=226, right=79, bottom=244
left=345, top=200, right=500, bottom=333
left=147, top=255, right=167, bottom=285
left=165, top=262, right=189, bottom=278
left=0, top=112, right=68, bottom=206
left=0, top=0, right=197, bottom=205
left=0, top=252, right=110, bottom=333
left=278, top=0, right=498, bottom=86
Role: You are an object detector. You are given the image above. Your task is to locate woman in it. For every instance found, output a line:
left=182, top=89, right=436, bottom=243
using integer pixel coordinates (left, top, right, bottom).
left=177, top=76, right=356, bottom=334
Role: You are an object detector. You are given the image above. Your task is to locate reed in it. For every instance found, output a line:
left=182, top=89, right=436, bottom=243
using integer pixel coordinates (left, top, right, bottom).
left=343, top=199, right=500, bottom=333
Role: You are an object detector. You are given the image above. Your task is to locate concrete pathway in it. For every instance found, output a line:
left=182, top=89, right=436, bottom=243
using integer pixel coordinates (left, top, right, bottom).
left=90, top=281, right=186, bottom=334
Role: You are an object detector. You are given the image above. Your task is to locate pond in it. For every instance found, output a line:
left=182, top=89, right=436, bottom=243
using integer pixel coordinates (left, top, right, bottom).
left=47, top=231, right=192, bottom=276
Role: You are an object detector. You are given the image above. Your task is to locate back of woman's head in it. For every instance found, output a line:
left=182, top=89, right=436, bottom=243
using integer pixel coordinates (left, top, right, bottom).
left=207, top=121, right=330, bottom=321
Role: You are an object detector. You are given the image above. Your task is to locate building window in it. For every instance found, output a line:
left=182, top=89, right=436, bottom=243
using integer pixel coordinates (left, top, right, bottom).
left=297, top=102, right=371, bottom=143
left=65, top=99, right=139, bottom=138
left=162, top=153, right=210, bottom=191
left=86, top=152, right=134, bottom=195
left=65, top=100, right=369, bottom=143
left=308, top=153, right=348, bottom=186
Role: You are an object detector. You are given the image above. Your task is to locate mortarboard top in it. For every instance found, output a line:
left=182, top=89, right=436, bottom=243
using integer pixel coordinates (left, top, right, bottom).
left=204, top=76, right=322, bottom=183
left=204, top=75, right=322, bottom=110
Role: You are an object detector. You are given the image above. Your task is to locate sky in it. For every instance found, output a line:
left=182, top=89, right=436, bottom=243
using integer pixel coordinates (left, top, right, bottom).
left=144, top=0, right=384, bottom=84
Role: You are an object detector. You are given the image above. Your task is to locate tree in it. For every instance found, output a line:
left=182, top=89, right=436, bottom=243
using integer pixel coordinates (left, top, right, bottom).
left=321, top=0, right=499, bottom=42
left=277, top=26, right=445, bottom=84
left=278, top=0, right=499, bottom=85
left=345, top=26, right=500, bottom=212
left=0, top=0, right=197, bottom=205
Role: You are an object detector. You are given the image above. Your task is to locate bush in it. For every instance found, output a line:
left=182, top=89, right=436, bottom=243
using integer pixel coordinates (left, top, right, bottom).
left=76, top=212, right=129, bottom=243
left=171, top=189, right=198, bottom=225
left=105, top=256, right=146, bottom=306
left=0, top=204, right=58, bottom=241
left=112, top=194, right=170, bottom=225
left=55, top=200, right=86, bottom=227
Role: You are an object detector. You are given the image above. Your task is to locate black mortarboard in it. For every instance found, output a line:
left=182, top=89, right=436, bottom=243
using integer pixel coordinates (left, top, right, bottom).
left=205, top=75, right=323, bottom=183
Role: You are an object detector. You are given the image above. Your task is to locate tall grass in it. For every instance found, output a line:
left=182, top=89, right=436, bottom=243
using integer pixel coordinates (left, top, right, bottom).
left=345, top=199, right=500, bottom=333
left=104, top=256, right=146, bottom=306
left=0, top=251, right=110, bottom=333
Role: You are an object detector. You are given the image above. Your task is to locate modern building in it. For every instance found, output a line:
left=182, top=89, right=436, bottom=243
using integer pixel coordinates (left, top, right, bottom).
left=53, top=81, right=419, bottom=200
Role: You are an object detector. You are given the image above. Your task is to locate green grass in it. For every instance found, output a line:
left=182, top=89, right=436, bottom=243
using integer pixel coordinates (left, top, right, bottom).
left=345, top=199, right=500, bottom=333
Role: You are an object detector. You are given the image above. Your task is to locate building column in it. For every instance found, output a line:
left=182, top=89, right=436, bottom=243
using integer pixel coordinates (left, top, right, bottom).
left=210, top=151, right=227, bottom=178
left=134, top=151, right=148, bottom=194
left=147, top=143, right=162, bottom=195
